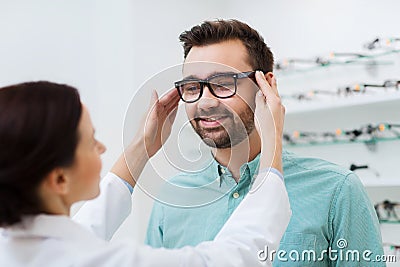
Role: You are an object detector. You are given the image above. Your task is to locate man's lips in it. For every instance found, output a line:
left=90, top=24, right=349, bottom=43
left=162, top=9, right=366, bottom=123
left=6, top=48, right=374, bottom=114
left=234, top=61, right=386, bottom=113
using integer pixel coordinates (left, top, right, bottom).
left=195, top=116, right=229, bottom=128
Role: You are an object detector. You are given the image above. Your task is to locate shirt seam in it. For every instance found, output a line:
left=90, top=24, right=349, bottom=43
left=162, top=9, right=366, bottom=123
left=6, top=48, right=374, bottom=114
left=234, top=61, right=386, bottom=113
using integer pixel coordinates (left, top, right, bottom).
left=283, top=153, right=352, bottom=178
left=327, top=172, right=352, bottom=244
left=283, top=153, right=350, bottom=244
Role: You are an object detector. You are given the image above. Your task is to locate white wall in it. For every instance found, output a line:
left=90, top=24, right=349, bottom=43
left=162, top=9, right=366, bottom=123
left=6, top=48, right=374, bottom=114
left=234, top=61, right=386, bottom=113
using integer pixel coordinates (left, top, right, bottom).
left=2, top=0, right=399, bottom=257
left=0, top=0, right=135, bottom=176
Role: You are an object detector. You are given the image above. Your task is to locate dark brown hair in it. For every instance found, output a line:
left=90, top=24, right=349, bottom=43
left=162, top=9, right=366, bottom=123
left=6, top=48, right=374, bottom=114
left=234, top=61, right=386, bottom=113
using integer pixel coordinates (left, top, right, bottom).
left=0, top=81, right=82, bottom=226
left=179, top=19, right=274, bottom=73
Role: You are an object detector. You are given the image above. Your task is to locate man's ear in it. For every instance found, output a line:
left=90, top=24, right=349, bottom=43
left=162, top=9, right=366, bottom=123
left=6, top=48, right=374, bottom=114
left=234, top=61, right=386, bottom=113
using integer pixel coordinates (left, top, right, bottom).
left=42, top=168, right=69, bottom=195
left=264, top=72, right=274, bottom=85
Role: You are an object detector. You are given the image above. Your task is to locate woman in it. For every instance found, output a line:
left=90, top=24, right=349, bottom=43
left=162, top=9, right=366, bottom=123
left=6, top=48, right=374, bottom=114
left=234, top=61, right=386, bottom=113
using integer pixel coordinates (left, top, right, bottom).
left=0, top=72, right=290, bottom=266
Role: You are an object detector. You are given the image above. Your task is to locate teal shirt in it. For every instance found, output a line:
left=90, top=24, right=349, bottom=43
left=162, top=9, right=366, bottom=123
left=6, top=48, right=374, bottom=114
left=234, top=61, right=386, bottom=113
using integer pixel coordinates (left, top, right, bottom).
left=145, top=150, right=385, bottom=266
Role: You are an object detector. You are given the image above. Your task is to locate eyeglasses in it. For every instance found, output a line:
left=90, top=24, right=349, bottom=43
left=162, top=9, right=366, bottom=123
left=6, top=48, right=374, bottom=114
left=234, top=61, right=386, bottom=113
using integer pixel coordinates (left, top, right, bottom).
left=274, top=36, right=400, bottom=72
left=364, top=37, right=400, bottom=50
left=283, top=123, right=400, bottom=146
left=349, top=163, right=380, bottom=178
left=281, top=79, right=400, bottom=101
left=374, top=200, right=400, bottom=222
left=175, top=71, right=256, bottom=103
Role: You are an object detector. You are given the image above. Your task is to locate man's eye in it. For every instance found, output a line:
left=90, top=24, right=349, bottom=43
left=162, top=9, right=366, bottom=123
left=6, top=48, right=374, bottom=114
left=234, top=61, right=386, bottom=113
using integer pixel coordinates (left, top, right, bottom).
left=183, top=84, right=200, bottom=94
left=186, top=86, right=198, bottom=91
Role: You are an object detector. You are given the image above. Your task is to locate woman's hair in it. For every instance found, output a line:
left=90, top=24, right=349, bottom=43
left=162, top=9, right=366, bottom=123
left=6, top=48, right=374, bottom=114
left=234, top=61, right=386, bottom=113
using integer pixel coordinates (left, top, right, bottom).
left=0, top=81, right=82, bottom=227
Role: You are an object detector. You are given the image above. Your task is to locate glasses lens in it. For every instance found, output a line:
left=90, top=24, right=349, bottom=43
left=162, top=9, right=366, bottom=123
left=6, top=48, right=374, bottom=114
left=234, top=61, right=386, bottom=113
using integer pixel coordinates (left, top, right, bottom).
left=178, top=81, right=201, bottom=102
left=209, top=75, right=236, bottom=98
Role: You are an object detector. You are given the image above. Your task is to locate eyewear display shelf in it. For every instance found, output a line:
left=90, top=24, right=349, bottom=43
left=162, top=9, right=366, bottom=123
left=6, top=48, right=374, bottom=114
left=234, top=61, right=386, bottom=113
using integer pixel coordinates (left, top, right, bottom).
left=278, top=49, right=400, bottom=189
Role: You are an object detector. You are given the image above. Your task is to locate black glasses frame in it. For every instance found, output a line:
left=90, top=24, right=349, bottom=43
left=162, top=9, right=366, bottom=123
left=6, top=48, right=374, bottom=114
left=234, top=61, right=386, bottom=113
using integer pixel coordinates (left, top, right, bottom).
left=175, top=71, right=256, bottom=103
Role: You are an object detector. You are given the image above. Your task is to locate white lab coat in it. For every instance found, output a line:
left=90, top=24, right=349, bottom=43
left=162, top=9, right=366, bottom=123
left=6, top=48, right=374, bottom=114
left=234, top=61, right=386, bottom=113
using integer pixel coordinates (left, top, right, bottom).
left=0, top=171, right=291, bottom=267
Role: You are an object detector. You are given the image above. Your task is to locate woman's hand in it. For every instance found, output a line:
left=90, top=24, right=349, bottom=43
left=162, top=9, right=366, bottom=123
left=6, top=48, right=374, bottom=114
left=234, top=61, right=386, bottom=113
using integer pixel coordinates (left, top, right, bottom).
left=142, top=89, right=180, bottom=158
left=254, top=71, right=285, bottom=173
left=111, top=89, right=180, bottom=187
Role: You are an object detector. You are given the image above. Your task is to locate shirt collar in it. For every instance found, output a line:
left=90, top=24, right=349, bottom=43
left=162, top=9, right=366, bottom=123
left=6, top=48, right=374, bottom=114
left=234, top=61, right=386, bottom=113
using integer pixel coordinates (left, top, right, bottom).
left=214, top=153, right=261, bottom=186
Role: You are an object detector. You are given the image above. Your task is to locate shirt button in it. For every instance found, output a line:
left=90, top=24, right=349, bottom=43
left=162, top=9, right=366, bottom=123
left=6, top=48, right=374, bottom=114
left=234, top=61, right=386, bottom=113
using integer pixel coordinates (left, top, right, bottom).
left=221, top=168, right=226, bottom=174
left=232, top=192, right=240, bottom=199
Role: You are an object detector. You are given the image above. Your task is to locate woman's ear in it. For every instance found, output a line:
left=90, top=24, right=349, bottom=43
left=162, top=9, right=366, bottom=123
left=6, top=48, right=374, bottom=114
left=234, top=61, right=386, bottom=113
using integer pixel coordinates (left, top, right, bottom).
left=42, top=168, right=70, bottom=195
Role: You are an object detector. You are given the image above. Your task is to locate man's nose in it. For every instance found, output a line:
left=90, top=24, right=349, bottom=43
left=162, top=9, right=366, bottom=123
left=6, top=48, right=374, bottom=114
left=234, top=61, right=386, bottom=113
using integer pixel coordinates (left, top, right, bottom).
left=197, top=85, right=219, bottom=110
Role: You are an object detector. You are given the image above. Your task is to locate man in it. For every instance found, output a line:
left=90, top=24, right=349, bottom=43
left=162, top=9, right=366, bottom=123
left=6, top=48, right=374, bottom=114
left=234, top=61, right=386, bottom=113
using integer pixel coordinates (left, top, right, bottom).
left=146, top=19, right=384, bottom=266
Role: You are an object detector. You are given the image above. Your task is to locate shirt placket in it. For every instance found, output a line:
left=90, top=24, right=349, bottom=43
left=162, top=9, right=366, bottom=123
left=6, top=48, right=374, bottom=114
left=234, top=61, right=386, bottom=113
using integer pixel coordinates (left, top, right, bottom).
left=226, top=165, right=251, bottom=216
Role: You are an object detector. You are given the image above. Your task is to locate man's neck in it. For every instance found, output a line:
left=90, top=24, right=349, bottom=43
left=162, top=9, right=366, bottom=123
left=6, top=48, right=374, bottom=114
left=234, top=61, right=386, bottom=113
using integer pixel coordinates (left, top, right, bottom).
left=213, top=130, right=261, bottom=182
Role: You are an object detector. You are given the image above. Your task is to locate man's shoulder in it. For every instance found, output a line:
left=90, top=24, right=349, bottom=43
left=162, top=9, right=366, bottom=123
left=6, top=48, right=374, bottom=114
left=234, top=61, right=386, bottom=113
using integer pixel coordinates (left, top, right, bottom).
left=282, top=150, right=362, bottom=197
left=281, top=151, right=370, bottom=211
left=283, top=150, right=352, bottom=179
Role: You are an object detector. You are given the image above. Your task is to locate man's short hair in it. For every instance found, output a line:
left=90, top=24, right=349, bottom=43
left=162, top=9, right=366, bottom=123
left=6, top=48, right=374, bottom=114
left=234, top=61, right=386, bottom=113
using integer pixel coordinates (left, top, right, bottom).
left=179, top=19, right=274, bottom=73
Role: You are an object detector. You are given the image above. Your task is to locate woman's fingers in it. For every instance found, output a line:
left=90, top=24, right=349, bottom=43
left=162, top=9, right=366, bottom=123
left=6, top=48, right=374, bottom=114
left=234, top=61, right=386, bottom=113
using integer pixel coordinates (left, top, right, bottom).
left=147, top=90, right=160, bottom=123
left=147, top=89, right=179, bottom=122
left=255, top=71, right=279, bottom=99
left=255, top=71, right=271, bottom=99
left=255, top=90, right=266, bottom=109
left=168, top=108, right=178, bottom=124
left=157, top=89, right=180, bottom=119
left=159, top=89, right=179, bottom=107
left=254, top=71, right=285, bottom=173
left=254, top=70, right=285, bottom=136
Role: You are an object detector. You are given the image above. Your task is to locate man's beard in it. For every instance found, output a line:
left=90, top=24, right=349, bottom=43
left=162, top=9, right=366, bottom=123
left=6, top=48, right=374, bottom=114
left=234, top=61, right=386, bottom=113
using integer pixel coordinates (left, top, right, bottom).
left=190, top=105, right=255, bottom=149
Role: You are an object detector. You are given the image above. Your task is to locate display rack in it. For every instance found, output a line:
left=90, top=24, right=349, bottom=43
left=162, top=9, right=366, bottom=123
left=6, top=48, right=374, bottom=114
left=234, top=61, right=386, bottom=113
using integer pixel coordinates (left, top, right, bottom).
left=278, top=38, right=400, bottom=225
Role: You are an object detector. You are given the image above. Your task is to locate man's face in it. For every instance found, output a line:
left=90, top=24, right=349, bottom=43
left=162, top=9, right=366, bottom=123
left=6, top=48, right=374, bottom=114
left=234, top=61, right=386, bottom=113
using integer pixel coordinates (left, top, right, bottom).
left=183, top=39, right=258, bottom=148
